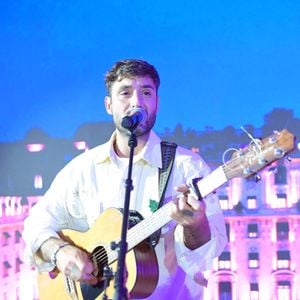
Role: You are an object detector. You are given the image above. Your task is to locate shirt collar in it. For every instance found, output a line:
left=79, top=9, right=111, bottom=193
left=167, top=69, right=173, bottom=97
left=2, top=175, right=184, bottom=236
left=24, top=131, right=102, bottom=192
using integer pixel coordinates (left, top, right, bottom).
left=95, top=130, right=163, bottom=168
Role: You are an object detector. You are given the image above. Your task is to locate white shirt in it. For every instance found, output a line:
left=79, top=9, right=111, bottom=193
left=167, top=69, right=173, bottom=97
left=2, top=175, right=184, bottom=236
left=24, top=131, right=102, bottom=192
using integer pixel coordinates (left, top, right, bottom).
left=23, top=130, right=227, bottom=300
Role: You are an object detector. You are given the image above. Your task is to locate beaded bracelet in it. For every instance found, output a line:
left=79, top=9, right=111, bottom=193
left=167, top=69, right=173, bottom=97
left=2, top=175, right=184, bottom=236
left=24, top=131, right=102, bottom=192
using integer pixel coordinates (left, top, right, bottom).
left=50, top=242, right=70, bottom=266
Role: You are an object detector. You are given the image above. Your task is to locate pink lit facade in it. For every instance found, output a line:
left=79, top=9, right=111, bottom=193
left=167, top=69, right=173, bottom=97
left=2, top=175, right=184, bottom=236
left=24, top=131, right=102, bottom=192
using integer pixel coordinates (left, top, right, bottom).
left=1, top=141, right=299, bottom=299
left=0, top=196, right=39, bottom=300
left=205, top=157, right=300, bottom=300
left=0, top=141, right=91, bottom=300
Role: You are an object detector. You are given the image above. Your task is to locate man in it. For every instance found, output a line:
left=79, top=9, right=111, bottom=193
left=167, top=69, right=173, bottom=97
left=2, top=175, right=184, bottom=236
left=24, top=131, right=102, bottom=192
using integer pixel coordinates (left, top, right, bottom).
left=23, top=59, right=227, bottom=299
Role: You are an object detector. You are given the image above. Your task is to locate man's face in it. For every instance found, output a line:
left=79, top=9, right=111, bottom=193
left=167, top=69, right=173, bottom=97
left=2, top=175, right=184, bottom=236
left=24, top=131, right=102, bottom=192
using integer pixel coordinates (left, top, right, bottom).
left=105, top=76, right=159, bottom=136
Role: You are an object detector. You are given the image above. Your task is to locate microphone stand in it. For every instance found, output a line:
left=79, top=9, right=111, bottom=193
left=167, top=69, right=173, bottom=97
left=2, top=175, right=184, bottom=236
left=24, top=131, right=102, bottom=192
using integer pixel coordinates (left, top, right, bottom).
left=113, top=130, right=137, bottom=300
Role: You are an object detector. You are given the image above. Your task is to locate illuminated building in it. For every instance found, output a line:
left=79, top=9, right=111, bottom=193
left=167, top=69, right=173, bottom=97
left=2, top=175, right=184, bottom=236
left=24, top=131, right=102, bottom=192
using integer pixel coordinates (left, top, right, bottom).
left=205, top=157, right=300, bottom=300
left=0, top=136, right=299, bottom=299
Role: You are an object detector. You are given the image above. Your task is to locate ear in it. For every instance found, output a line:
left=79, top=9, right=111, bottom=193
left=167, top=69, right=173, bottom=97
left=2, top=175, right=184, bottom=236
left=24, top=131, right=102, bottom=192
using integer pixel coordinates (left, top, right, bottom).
left=104, top=96, right=113, bottom=115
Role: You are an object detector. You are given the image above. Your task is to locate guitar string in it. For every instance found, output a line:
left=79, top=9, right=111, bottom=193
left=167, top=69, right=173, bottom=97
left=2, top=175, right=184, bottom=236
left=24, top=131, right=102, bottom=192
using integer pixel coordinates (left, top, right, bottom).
left=90, top=208, right=169, bottom=264
left=89, top=204, right=171, bottom=265
left=86, top=133, right=281, bottom=268
left=88, top=149, right=270, bottom=265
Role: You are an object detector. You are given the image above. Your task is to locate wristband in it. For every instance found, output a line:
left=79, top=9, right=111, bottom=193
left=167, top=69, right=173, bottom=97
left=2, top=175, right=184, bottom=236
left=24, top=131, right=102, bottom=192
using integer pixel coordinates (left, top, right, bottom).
left=50, top=242, right=70, bottom=266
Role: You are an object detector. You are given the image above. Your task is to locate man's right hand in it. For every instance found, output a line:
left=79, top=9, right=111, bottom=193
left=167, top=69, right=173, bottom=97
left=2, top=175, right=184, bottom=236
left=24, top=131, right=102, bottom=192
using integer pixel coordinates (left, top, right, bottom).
left=39, top=237, right=98, bottom=285
left=55, top=243, right=98, bottom=285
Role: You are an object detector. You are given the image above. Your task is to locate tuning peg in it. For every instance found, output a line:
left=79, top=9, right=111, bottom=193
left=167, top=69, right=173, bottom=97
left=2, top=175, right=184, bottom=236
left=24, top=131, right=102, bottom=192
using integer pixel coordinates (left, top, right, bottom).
left=258, top=158, right=268, bottom=165
left=286, top=156, right=292, bottom=162
left=254, top=174, right=261, bottom=182
left=268, top=166, right=277, bottom=173
left=274, top=148, right=285, bottom=158
left=243, top=168, right=253, bottom=176
left=246, top=173, right=261, bottom=183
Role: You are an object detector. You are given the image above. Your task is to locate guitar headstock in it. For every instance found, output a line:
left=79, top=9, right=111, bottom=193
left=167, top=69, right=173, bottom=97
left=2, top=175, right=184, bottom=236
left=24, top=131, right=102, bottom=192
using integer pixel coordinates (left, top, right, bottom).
left=223, top=129, right=296, bottom=180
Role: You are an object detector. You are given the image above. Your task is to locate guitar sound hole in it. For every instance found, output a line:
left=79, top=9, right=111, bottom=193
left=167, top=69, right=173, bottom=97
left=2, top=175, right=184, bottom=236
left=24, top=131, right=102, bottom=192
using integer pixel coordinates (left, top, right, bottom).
left=91, top=245, right=108, bottom=279
left=80, top=245, right=109, bottom=300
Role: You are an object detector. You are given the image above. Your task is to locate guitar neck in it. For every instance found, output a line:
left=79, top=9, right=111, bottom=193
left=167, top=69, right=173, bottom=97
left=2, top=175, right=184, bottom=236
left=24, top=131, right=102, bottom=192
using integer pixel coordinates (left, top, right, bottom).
left=107, top=129, right=295, bottom=264
left=126, top=202, right=172, bottom=250
left=125, top=165, right=228, bottom=252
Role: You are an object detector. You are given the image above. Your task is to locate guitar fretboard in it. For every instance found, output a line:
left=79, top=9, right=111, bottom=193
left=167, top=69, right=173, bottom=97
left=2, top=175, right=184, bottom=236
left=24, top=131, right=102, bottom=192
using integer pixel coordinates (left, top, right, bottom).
left=105, top=166, right=228, bottom=265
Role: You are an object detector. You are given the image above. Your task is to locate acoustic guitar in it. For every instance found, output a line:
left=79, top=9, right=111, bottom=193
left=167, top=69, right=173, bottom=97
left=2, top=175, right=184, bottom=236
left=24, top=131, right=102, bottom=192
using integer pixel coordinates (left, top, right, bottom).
left=37, top=129, right=295, bottom=300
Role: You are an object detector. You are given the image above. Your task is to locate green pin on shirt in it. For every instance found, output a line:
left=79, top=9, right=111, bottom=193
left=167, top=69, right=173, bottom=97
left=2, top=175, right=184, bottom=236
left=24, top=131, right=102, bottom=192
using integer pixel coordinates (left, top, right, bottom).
left=149, top=199, right=159, bottom=213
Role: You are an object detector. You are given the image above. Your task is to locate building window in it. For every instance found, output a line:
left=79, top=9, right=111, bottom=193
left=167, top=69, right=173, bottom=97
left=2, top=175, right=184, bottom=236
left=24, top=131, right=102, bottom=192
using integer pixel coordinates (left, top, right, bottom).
left=15, top=230, right=22, bottom=244
left=219, top=281, right=232, bottom=300
left=1, top=202, right=5, bottom=217
left=16, top=257, right=23, bottom=273
left=26, top=143, right=45, bottom=152
left=276, top=222, right=289, bottom=241
left=274, top=194, right=287, bottom=208
left=3, top=261, right=11, bottom=277
left=218, top=251, right=231, bottom=270
left=277, top=281, right=291, bottom=300
left=250, top=283, right=259, bottom=300
left=73, top=141, right=89, bottom=151
left=219, top=195, right=229, bottom=210
left=274, top=165, right=287, bottom=185
left=225, top=223, right=230, bottom=241
left=4, top=197, right=11, bottom=216
left=191, top=147, right=199, bottom=153
left=34, top=175, right=43, bottom=189
left=247, top=196, right=257, bottom=209
left=248, top=223, right=259, bottom=238
left=248, top=252, right=259, bottom=269
left=277, top=250, right=290, bottom=269
left=2, top=232, right=11, bottom=246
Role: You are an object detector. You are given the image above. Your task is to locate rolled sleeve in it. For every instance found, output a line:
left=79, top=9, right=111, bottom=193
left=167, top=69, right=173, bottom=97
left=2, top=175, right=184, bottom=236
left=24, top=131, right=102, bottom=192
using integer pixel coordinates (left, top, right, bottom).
left=22, top=193, right=68, bottom=271
left=173, top=212, right=227, bottom=276
left=22, top=161, right=89, bottom=271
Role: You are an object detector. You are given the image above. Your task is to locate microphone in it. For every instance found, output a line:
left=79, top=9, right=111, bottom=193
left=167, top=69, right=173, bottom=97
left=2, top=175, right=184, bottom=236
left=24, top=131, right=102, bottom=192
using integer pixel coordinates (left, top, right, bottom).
left=121, top=108, right=147, bottom=131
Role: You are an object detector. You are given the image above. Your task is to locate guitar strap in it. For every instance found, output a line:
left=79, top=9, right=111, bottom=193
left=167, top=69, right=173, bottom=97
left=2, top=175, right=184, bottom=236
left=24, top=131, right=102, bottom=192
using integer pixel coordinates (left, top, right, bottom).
left=158, top=141, right=178, bottom=206
left=150, top=141, right=177, bottom=247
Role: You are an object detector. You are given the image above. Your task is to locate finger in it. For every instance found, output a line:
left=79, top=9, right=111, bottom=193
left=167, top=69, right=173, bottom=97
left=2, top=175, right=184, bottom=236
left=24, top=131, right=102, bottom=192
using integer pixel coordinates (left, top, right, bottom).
left=67, top=265, right=97, bottom=285
left=66, top=264, right=82, bottom=281
left=177, top=194, right=199, bottom=211
left=83, top=259, right=94, bottom=274
left=175, top=184, right=190, bottom=194
left=172, top=199, right=193, bottom=220
left=82, top=273, right=98, bottom=285
left=177, top=196, right=189, bottom=210
left=186, top=196, right=201, bottom=210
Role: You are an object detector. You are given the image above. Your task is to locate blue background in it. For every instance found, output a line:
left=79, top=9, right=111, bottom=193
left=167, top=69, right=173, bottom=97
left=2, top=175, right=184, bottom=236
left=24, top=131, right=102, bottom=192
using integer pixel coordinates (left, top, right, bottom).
left=1, top=1, right=300, bottom=141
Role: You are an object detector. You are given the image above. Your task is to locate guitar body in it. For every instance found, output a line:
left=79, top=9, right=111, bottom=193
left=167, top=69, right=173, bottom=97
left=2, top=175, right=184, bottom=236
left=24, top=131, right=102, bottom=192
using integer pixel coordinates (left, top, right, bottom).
left=38, top=208, right=159, bottom=300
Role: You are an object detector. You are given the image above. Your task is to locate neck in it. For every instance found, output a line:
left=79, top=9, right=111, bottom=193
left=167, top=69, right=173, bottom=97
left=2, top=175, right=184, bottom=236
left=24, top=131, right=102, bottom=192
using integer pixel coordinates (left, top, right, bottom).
left=114, top=130, right=150, bottom=158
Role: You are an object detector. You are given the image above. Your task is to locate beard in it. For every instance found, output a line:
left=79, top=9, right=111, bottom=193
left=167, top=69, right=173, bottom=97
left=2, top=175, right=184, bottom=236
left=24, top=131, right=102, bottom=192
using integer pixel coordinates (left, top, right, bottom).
left=114, top=111, right=157, bottom=137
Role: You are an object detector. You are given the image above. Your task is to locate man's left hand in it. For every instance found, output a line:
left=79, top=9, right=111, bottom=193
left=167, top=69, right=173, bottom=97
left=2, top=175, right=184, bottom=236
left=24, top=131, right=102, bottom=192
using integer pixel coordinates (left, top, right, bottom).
left=171, top=184, right=211, bottom=249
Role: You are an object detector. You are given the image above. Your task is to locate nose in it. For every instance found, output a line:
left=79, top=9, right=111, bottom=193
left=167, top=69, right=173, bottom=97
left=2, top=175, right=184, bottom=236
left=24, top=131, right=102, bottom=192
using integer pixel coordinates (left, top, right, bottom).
left=130, top=90, right=143, bottom=107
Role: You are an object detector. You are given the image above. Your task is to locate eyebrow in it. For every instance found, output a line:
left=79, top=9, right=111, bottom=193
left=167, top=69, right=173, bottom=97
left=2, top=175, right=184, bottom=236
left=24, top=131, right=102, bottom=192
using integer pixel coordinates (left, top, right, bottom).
left=141, top=84, right=155, bottom=89
left=118, top=84, right=155, bottom=90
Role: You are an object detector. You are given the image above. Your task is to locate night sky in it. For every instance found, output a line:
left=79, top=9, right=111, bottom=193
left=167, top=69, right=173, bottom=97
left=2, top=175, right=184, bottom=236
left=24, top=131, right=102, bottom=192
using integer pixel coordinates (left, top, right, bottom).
left=1, top=1, right=300, bottom=141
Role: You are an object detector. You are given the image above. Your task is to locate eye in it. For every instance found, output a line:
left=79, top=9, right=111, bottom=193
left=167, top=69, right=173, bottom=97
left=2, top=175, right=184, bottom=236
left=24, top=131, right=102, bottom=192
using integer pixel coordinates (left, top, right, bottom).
left=119, top=90, right=130, bottom=96
left=143, top=89, right=153, bottom=96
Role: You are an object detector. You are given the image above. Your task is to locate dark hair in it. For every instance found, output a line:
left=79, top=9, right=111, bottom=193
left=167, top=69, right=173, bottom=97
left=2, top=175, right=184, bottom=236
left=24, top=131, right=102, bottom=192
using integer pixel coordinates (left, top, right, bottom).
left=105, top=59, right=160, bottom=95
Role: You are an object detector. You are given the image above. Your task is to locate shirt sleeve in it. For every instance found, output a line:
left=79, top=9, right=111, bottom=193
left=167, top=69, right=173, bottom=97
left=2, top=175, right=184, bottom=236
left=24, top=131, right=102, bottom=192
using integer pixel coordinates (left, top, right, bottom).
left=171, top=148, right=228, bottom=277
left=22, top=161, right=89, bottom=272
left=174, top=202, right=227, bottom=275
